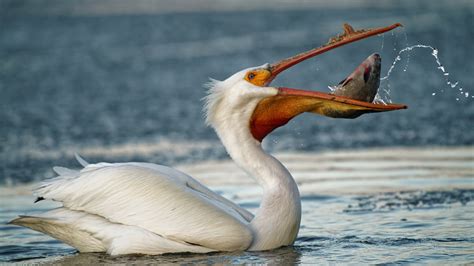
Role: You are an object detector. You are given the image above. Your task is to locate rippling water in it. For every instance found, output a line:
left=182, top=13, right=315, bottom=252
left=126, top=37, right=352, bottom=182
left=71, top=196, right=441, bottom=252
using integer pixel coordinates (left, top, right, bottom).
left=1, top=0, right=473, bottom=264
left=1, top=148, right=473, bottom=263
left=2, top=187, right=473, bottom=264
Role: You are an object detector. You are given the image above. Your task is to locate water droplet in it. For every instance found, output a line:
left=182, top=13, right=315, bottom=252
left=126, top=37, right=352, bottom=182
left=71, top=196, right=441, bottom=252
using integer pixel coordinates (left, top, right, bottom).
left=381, top=44, right=469, bottom=102
left=456, top=98, right=459, bottom=101
left=465, top=92, right=469, bottom=97
left=432, top=92, right=436, bottom=96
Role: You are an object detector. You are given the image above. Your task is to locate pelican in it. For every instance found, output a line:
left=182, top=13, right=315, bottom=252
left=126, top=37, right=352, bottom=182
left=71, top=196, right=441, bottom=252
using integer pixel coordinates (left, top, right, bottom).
left=10, top=23, right=406, bottom=255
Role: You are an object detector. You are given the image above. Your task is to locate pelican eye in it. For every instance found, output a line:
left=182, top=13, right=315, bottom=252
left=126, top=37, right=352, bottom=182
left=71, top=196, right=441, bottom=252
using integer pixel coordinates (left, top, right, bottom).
left=245, top=69, right=271, bottom=86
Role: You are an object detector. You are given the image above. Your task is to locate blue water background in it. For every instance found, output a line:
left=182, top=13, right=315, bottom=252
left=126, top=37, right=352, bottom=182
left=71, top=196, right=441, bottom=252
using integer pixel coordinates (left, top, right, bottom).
left=1, top=0, right=473, bottom=183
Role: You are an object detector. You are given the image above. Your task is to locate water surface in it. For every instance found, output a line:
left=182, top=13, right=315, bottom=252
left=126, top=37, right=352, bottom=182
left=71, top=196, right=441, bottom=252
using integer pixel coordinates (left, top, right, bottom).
left=1, top=148, right=473, bottom=264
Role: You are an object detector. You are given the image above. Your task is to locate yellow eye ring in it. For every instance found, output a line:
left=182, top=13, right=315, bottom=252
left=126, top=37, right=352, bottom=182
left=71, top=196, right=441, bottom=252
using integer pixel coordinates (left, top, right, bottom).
left=245, top=69, right=271, bottom=86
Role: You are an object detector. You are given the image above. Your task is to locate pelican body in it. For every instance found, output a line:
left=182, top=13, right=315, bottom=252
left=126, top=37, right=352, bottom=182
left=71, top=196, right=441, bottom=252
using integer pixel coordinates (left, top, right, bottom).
left=10, top=23, right=406, bottom=255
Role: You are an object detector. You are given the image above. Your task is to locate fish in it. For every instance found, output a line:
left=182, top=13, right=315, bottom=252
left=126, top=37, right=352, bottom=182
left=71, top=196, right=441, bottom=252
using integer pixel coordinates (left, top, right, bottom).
left=330, top=53, right=381, bottom=103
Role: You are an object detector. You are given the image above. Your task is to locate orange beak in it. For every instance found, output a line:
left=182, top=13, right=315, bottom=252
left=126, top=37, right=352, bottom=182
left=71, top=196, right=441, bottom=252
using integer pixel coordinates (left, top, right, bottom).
left=249, top=23, right=407, bottom=141
left=265, top=23, right=402, bottom=86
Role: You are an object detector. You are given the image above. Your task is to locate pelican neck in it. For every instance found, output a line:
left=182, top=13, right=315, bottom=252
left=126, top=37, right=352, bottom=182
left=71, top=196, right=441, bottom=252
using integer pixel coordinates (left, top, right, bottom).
left=214, top=124, right=302, bottom=250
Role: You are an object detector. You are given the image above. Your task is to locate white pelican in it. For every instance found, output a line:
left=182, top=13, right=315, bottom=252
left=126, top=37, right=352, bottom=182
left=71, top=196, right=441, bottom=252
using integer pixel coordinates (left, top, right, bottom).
left=10, top=23, right=406, bottom=255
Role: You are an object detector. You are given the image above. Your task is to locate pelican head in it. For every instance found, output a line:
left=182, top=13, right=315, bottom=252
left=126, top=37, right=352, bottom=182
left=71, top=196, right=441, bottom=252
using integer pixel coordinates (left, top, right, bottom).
left=205, top=23, right=406, bottom=142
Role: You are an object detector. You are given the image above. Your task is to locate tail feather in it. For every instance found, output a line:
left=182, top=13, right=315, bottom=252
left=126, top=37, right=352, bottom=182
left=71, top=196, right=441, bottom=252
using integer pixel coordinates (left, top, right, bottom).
left=9, top=213, right=105, bottom=253
left=9, top=209, right=215, bottom=255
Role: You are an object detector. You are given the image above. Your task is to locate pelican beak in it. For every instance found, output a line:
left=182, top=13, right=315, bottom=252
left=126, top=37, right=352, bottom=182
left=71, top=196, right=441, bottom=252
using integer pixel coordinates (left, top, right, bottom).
left=249, top=23, right=406, bottom=141
left=265, top=23, right=402, bottom=85
left=250, top=88, right=406, bottom=141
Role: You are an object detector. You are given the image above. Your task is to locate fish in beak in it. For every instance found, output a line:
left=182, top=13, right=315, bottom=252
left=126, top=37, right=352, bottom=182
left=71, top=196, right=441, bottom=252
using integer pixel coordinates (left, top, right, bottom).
left=330, top=53, right=381, bottom=103
left=248, top=23, right=407, bottom=141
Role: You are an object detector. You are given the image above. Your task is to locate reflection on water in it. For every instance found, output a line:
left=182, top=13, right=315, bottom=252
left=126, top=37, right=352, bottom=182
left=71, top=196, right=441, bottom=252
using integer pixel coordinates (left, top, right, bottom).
left=44, top=247, right=302, bottom=265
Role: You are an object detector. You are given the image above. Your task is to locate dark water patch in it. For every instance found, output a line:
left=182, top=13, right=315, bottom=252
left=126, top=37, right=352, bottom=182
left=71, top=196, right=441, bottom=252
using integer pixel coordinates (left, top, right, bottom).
left=0, top=226, right=22, bottom=231
left=0, top=244, right=75, bottom=262
left=0, top=245, right=25, bottom=256
left=28, top=240, right=63, bottom=245
left=301, top=194, right=337, bottom=202
left=297, top=236, right=332, bottom=243
left=297, top=235, right=474, bottom=247
left=344, top=189, right=474, bottom=213
left=387, top=253, right=474, bottom=266
left=398, top=222, right=433, bottom=229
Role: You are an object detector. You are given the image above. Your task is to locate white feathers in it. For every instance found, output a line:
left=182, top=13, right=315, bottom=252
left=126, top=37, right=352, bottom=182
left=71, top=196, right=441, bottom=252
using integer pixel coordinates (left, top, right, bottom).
left=203, top=64, right=277, bottom=129
left=10, top=209, right=106, bottom=253
left=75, top=153, right=89, bottom=167
left=52, top=166, right=78, bottom=176
left=31, top=161, right=253, bottom=254
left=10, top=208, right=215, bottom=255
left=203, top=78, right=226, bottom=127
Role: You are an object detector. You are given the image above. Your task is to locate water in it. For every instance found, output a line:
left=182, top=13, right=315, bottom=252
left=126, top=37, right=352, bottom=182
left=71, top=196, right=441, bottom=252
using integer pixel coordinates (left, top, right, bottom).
left=380, top=44, right=471, bottom=101
left=2, top=181, right=473, bottom=264
left=1, top=147, right=473, bottom=264
left=1, top=0, right=474, bottom=264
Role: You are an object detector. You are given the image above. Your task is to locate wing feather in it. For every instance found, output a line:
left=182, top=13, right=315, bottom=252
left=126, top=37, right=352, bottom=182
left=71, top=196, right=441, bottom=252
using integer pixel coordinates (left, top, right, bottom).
left=74, top=153, right=89, bottom=167
left=10, top=208, right=215, bottom=255
left=35, top=162, right=253, bottom=251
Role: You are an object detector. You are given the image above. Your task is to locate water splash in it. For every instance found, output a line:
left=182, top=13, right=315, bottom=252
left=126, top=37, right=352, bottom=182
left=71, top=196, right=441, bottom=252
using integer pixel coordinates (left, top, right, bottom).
left=402, top=31, right=410, bottom=72
left=379, top=33, right=385, bottom=52
left=374, top=85, right=392, bottom=104
left=380, top=44, right=472, bottom=99
left=374, top=30, right=405, bottom=104
left=327, top=85, right=336, bottom=92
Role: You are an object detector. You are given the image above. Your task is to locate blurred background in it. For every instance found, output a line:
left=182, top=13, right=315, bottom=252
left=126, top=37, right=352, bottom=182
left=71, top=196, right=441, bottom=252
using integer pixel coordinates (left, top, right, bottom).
left=0, top=0, right=473, bottom=184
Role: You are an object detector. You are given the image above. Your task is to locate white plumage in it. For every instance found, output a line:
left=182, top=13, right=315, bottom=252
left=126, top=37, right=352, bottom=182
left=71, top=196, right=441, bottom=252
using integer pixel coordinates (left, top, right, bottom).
left=21, top=159, right=255, bottom=255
